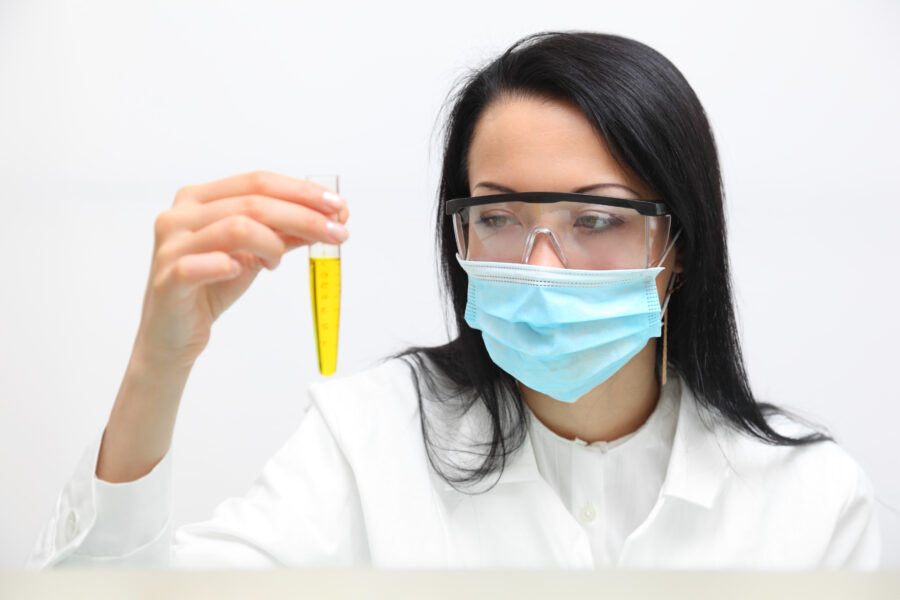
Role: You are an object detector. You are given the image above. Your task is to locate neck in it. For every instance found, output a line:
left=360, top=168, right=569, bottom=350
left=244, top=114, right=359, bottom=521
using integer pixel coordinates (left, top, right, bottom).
left=520, top=341, right=660, bottom=443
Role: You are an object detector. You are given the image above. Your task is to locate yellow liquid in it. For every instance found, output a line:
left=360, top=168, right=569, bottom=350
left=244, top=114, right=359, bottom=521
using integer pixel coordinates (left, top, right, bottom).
left=309, top=257, right=341, bottom=376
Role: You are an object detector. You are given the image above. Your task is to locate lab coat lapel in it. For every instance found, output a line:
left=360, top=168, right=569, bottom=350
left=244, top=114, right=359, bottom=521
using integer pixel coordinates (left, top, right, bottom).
left=434, top=408, right=593, bottom=567
left=660, top=382, right=733, bottom=507
left=618, top=378, right=733, bottom=565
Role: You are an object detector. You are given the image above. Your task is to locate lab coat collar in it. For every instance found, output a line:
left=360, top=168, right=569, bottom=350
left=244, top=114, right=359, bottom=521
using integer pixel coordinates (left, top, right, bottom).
left=436, top=371, right=732, bottom=509
left=433, top=400, right=543, bottom=494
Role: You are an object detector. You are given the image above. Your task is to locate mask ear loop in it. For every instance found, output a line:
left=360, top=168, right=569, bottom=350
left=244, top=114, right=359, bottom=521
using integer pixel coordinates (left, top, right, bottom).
left=660, top=272, right=676, bottom=386
left=655, top=228, right=683, bottom=386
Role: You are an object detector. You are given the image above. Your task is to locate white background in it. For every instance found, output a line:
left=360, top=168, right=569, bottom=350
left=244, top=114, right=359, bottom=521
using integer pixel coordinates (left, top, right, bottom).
left=1, top=0, right=898, bottom=568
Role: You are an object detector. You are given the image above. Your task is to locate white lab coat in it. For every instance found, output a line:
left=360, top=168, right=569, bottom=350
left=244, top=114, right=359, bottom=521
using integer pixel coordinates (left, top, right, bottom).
left=28, top=359, right=880, bottom=569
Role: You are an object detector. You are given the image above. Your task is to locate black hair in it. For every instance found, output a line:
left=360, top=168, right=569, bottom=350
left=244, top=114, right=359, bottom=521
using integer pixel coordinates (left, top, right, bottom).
left=398, top=31, right=829, bottom=491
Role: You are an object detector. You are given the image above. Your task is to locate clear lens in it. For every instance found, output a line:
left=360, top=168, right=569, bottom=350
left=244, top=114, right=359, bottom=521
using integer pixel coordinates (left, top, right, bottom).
left=454, top=200, right=671, bottom=270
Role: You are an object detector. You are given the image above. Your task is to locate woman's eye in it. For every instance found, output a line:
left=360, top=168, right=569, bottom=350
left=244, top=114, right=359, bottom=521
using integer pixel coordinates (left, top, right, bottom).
left=574, top=213, right=621, bottom=231
left=476, top=215, right=518, bottom=229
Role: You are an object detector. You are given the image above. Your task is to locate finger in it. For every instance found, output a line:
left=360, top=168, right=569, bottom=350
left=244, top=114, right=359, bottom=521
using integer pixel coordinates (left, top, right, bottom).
left=174, top=170, right=346, bottom=215
left=166, top=195, right=349, bottom=245
left=277, top=232, right=312, bottom=250
left=160, top=215, right=288, bottom=273
left=157, top=251, right=242, bottom=298
left=336, top=205, right=350, bottom=225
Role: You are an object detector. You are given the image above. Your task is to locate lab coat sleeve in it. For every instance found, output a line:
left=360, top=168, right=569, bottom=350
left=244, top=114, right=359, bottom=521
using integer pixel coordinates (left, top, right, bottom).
left=27, top=431, right=174, bottom=568
left=29, top=401, right=369, bottom=568
left=821, top=461, right=881, bottom=569
left=169, top=401, right=369, bottom=568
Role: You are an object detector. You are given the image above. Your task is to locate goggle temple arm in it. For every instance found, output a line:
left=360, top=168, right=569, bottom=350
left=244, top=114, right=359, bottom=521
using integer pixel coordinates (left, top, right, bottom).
left=658, top=228, right=683, bottom=317
left=655, top=227, right=681, bottom=268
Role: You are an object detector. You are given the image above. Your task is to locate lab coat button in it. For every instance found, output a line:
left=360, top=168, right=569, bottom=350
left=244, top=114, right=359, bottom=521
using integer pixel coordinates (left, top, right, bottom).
left=579, top=503, right=596, bottom=523
left=65, top=509, right=79, bottom=543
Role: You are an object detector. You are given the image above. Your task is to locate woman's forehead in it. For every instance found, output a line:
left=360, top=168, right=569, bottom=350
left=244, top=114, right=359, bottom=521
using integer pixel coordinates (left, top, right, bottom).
left=467, top=96, right=651, bottom=197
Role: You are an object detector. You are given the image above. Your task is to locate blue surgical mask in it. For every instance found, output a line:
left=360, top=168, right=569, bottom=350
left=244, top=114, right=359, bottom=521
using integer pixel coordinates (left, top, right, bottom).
left=458, top=255, right=673, bottom=403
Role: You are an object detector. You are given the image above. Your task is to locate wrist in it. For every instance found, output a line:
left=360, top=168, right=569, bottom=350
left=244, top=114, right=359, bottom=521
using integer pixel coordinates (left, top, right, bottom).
left=129, top=339, right=198, bottom=377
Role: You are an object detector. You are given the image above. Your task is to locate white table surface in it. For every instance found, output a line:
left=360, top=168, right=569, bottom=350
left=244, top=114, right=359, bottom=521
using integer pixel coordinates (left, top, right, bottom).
left=1, top=569, right=898, bottom=599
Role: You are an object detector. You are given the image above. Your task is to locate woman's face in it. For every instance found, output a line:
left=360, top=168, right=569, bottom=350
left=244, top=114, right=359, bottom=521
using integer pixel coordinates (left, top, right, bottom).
left=466, top=94, right=681, bottom=302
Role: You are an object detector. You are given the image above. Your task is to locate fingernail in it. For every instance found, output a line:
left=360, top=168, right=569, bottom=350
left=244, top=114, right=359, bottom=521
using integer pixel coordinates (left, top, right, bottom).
left=323, top=191, right=345, bottom=210
left=326, top=221, right=349, bottom=243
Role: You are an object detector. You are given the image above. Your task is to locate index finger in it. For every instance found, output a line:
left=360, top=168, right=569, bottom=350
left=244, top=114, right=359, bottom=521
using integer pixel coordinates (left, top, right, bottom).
left=175, top=171, right=345, bottom=214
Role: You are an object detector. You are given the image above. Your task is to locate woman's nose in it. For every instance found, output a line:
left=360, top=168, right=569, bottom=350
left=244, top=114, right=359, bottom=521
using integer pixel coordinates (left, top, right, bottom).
left=525, top=232, right=566, bottom=268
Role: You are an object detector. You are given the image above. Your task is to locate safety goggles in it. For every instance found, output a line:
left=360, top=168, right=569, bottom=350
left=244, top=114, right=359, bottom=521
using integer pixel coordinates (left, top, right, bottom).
left=445, top=192, right=673, bottom=270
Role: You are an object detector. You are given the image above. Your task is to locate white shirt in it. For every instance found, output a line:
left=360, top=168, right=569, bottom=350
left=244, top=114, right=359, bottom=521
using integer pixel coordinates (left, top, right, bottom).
left=28, top=359, right=880, bottom=569
left=526, top=377, right=678, bottom=566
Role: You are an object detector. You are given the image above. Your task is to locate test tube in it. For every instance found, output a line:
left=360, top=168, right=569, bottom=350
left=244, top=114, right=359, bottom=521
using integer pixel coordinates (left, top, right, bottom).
left=307, top=174, right=341, bottom=376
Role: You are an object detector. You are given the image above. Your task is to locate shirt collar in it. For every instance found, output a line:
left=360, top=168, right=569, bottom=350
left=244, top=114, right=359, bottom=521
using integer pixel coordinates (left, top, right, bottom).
left=436, top=370, right=732, bottom=505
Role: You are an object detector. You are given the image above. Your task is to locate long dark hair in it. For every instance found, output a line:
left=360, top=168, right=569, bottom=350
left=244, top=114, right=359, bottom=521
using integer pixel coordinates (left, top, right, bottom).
left=399, top=31, right=828, bottom=490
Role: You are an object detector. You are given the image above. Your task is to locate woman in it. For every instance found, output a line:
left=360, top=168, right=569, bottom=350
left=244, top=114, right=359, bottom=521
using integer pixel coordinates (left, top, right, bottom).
left=29, top=31, right=879, bottom=568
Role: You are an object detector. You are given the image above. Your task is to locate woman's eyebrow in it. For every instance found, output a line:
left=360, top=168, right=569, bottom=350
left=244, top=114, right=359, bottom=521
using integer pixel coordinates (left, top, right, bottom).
left=472, top=181, right=640, bottom=196
left=575, top=183, right=640, bottom=196
left=472, top=181, right=516, bottom=193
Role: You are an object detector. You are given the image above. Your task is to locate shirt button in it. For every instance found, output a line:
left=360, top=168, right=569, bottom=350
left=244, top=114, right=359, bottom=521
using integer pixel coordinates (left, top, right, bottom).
left=65, top=509, right=79, bottom=543
left=579, top=503, right=596, bottom=523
